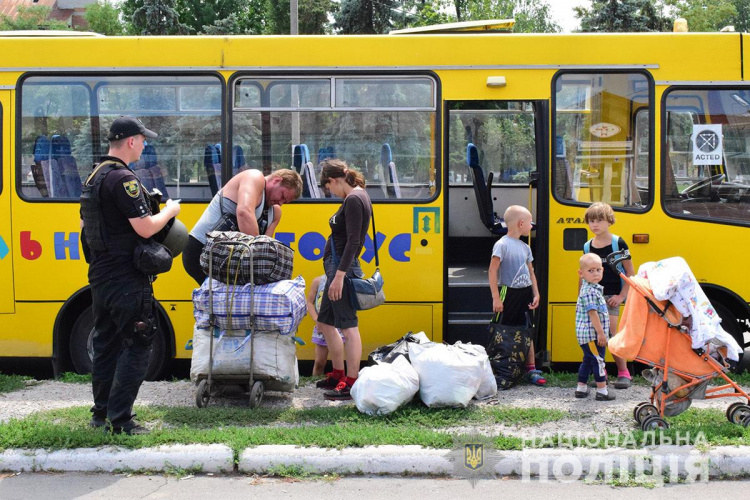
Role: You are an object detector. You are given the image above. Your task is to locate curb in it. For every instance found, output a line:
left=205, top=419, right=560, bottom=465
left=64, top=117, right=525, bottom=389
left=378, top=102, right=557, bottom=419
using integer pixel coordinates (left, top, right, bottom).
left=1, top=445, right=749, bottom=478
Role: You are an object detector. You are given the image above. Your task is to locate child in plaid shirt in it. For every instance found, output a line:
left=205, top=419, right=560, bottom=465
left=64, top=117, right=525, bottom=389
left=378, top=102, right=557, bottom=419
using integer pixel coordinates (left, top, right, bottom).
left=575, top=253, right=615, bottom=401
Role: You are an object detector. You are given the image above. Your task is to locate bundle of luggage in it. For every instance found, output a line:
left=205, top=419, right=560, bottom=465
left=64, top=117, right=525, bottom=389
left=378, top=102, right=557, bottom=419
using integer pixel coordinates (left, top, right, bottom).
left=190, top=231, right=307, bottom=392
left=350, top=332, right=497, bottom=416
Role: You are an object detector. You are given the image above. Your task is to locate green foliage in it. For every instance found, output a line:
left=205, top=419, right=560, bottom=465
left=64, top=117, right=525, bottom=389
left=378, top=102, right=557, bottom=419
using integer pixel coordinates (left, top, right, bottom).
left=83, top=0, right=126, bottom=35
left=0, top=374, right=29, bottom=394
left=576, top=0, right=672, bottom=32
left=58, top=372, right=92, bottom=384
left=334, top=0, right=411, bottom=34
left=664, top=0, right=737, bottom=32
left=0, top=5, right=71, bottom=31
left=462, top=0, right=561, bottom=33
left=131, top=0, right=189, bottom=35
left=265, top=0, right=337, bottom=34
left=734, top=0, right=750, bottom=32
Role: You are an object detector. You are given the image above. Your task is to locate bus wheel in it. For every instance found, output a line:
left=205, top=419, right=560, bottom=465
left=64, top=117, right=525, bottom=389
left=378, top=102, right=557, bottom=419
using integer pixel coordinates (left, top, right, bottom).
left=69, top=306, right=168, bottom=380
left=711, top=300, right=748, bottom=373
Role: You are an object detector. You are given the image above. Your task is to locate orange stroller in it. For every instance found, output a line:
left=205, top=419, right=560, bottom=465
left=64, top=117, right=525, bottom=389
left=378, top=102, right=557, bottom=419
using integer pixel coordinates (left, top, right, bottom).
left=605, top=251, right=750, bottom=431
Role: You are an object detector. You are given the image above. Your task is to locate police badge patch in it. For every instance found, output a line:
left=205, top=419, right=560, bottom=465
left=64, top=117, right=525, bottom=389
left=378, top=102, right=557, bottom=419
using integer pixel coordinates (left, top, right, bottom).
left=123, top=180, right=140, bottom=198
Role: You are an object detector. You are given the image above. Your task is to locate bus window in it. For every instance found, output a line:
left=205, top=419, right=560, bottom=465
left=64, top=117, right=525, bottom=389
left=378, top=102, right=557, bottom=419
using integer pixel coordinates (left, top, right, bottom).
left=19, top=75, right=222, bottom=201
left=664, top=88, right=750, bottom=225
left=231, top=76, right=437, bottom=201
left=554, top=72, right=652, bottom=209
left=447, top=102, right=536, bottom=186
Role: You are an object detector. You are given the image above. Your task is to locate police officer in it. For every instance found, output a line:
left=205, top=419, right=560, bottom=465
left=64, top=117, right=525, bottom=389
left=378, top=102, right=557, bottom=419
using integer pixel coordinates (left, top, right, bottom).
left=80, top=116, right=180, bottom=435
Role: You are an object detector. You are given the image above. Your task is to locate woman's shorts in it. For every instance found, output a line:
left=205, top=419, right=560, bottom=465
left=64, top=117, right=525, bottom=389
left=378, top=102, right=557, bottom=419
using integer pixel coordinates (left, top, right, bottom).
left=311, top=325, right=345, bottom=347
left=317, top=256, right=364, bottom=330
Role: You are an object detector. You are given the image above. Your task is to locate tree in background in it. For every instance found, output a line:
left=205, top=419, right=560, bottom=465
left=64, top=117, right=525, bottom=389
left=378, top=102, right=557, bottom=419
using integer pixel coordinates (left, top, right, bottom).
left=576, top=0, right=671, bottom=32
left=265, top=0, right=337, bottom=34
left=335, top=0, right=412, bottom=34
left=459, top=0, right=560, bottom=32
left=733, top=0, right=750, bottom=32
left=664, top=0, right=736, bottom=32
left=132, top=0, right=189, bottom=35
left=0, top=6, right=71, bottom=30
left=83, top=1, right=126, bottom=35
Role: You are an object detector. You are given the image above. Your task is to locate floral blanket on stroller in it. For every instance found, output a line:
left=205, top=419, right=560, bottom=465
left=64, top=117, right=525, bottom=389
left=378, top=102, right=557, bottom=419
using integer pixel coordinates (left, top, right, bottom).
left=637, top=257, right=743, bottom=361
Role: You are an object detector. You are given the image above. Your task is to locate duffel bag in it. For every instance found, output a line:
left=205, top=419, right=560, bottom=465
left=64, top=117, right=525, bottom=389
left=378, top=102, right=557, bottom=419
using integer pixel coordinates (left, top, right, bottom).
left=192, top=275, right=307, bottom=335
left=200, top=231, right=293, bottom=285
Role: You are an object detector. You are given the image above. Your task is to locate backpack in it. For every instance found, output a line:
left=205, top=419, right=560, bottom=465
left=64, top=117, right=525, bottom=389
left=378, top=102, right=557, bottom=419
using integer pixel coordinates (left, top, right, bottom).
left=583, top=234, right=625, bottom=279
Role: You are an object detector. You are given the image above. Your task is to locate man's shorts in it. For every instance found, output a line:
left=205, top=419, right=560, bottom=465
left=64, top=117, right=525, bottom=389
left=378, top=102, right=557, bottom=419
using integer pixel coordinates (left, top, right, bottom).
left=603, top=295, right=623, bottom=316
left=311, top=325, right=345, bottom=347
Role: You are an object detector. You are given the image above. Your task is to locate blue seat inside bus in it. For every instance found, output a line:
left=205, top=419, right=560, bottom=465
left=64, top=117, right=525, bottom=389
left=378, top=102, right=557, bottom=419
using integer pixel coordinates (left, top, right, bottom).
left=130, top=144, right=169, bottom=199
left=31, top=135, right=51, bottom=197
left=204, top=143, right=247, bottom=196
left=50, top=135, right=82, bottom=199
left=381, top=143, right=401, bottom=199
left=466, top=143, right=506, bottom=235
left=293, top=144, right=321, bottom=198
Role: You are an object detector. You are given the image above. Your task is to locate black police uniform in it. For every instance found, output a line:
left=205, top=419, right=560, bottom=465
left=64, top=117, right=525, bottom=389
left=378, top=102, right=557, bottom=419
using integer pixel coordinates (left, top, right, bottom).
left=80, top=155, right=157, bottom=431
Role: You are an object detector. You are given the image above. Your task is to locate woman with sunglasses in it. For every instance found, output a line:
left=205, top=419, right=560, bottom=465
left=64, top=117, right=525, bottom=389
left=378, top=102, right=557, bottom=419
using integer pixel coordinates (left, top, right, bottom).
left=314, top=159, right=372, bottom=401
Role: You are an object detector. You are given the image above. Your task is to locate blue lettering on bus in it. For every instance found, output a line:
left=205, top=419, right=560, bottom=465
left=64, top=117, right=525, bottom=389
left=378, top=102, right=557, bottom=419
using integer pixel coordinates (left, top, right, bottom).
left=275, top=231, right=411, bottom=262
left=0, top=235, right=8, bottom=260
left=54, top=232, right=80, bottom=260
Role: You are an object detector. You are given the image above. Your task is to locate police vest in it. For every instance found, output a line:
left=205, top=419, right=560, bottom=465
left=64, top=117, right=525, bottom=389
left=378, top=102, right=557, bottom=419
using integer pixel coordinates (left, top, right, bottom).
left=79, top=160, right=140, bottom=256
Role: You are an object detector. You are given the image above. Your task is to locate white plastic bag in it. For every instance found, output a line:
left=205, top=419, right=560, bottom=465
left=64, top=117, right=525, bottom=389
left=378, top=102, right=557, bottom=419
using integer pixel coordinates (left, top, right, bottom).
left=190, top=325, right=298, bottom=391
left=455, top=342, right=497, bottom=400
left=351, top=356, right=420, bottom=416
left=409, top=342, right=484, bottom=408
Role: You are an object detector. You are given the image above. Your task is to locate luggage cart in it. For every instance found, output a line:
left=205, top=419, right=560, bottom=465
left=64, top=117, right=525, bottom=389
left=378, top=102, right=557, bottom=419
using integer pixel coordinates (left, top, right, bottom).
left=194, top=239, right=265, bottom=409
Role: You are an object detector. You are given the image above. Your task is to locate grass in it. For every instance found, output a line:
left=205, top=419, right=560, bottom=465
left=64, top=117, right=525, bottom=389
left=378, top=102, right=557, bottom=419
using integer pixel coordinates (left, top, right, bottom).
left=57, top=372, right=92, bottom=384
left=0, top=374, right=30, bottom=393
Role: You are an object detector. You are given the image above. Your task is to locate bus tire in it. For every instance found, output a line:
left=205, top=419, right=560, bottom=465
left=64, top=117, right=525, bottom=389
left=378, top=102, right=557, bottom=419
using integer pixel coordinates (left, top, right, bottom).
left=710, top=300, right=747, bottom=373
left=69, top=305, right=168, bottom=381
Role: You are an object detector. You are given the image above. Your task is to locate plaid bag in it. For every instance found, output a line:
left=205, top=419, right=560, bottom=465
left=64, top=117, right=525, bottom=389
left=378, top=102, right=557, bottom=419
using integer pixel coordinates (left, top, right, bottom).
left=200, top=231, right=294, bottom=285
left=192, top=275, right=307, bottom=335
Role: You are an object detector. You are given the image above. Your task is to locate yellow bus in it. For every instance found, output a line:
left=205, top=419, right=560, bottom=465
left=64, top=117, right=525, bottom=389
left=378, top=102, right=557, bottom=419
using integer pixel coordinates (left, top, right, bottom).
left=0, top=30, right=748, bottom=378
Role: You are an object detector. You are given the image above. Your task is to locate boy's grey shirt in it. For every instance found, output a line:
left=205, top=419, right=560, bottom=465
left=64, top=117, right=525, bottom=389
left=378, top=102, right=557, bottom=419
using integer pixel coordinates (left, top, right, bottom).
left=491, top=236, right=533, bottom=289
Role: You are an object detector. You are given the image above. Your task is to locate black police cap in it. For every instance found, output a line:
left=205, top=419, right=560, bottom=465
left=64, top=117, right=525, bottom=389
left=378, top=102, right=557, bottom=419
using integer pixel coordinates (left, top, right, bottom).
left=107, top=116, right=158, bottom=141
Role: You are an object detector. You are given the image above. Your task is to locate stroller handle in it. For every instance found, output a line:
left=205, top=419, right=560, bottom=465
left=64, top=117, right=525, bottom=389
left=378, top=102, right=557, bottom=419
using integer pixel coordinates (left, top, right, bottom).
left=606, top=249, right=631, bottom=273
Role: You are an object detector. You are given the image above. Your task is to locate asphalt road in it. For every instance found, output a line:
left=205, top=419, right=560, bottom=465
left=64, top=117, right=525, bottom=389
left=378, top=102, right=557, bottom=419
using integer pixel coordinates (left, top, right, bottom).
left=0, top=473, right=748, bottom=499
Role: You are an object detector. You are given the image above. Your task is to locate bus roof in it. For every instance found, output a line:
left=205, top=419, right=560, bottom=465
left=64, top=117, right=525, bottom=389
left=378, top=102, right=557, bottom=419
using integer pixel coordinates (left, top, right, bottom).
left=389, top=19, right=515, bottom=35
left=0, top=30, right=103, bottom=37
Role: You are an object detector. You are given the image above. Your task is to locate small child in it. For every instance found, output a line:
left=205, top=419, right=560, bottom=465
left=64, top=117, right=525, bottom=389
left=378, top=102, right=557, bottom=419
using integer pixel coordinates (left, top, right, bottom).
left=306, top=275, right=344, bottom=377
left=581, top=202, right=635, bottom=389
left=575, top=253, right=615, bottom=401
left=488, top=205, right=545, bottom=386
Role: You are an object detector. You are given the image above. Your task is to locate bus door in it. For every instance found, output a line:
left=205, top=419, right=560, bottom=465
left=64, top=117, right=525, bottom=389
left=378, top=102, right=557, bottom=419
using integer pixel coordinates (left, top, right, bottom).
left=549, top=71, right=653, bottom=363
left=444, top=100, right=548, bottom=347
left=0, top=90, right=13, bottom=313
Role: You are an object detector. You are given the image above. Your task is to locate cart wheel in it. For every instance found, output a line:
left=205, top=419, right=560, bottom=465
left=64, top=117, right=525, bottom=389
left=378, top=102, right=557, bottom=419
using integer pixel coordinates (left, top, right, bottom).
left=249, top=381, right=264, bottom=408
left=641, top=415, right=669, bottom=431
left=727, top=403, right=750, bottom=425
left=196, top=379, right=210, bottom=408
left=633, top=402, right=649, bottom=423
left=635, top=403, right=659, bottom=424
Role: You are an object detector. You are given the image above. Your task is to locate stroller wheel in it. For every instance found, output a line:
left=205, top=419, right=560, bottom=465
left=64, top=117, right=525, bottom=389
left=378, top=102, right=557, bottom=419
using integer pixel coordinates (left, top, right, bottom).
left=726, top=403, right=750, bottom=425
left=641, top=415, right=669, bottom=431
left=195, top=379, right=210, bottom=408
left=635, top=403, right=659, bottom=424
left=742, top=414, right=750, bottom=428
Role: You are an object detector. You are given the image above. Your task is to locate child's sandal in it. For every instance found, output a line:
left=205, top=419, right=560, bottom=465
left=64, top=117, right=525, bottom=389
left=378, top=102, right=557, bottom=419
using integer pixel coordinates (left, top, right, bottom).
left=528, top=369, right=546, bottom=386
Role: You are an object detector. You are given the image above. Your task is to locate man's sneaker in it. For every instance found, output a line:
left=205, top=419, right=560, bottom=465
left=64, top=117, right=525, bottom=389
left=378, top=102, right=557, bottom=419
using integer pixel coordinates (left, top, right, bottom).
left=614, top=376, right=631, bottom=389
left=111, top=423, right=150, bottom=436
left=324, top=380, right=352, bottom=401
left=89, top=415, right=109, bottom=430
left=528, top=370, right=546, bottom=386
left=595, top=392, right=616, bottom=401
left=316, top=374, right=341, bottom=389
